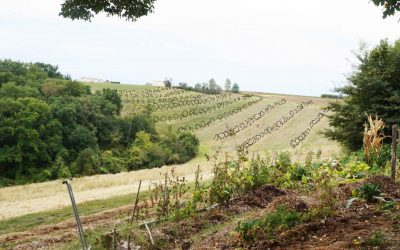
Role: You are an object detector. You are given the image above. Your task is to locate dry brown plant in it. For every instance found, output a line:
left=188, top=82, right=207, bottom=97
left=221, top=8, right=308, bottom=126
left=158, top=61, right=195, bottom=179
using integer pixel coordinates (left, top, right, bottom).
left=363, top=113, right=386, bottom=162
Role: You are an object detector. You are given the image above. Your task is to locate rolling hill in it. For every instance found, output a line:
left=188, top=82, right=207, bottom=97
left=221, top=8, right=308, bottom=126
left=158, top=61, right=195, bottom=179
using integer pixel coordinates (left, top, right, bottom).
left=0, top=83, right=340, bottom=220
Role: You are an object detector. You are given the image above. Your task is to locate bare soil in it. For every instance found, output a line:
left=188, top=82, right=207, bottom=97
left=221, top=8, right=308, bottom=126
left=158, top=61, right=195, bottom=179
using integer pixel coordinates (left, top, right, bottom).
left=2, top=176, right=400, bottom=250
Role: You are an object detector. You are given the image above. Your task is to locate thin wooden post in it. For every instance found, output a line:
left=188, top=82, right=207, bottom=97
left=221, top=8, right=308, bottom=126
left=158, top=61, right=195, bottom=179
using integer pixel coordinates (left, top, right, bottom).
left=63, top=180, right=88, bottom=250
left=195, top=165, right=200, bottom=192
left=130, top=180, right=142, bottom=225
left=144, top=223, right=155, bottom=245
left=113, top=228, right=117, bottom=250
left=391, top=124, right=398, bottom=180
left=163, top=173, right=168, bottom=218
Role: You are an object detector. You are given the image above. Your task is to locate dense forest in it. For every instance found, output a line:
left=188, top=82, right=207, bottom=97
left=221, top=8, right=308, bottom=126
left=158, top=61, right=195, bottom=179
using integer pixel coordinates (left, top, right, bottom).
left=0, top=60, right=199, bottom=186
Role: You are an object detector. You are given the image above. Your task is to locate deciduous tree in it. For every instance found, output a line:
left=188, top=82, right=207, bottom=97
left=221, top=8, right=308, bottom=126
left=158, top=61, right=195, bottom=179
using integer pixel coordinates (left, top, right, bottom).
left=325, top=40, right=400, bottom=150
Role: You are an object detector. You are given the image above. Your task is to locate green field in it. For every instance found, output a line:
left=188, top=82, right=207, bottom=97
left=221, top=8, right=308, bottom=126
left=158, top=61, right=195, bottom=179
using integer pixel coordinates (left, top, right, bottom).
left=87, top=82, right=340, bottom=160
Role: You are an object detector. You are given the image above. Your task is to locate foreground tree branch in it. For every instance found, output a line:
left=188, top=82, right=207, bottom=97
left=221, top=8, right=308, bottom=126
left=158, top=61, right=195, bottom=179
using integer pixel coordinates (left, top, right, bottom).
left=372, top=0, right=400, bottom=18
left=59, top=0, right=157, bottom=21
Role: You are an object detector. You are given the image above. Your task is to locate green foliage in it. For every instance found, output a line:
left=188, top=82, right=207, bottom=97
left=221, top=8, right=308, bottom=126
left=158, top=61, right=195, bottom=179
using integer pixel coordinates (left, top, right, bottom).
left=178, top=80, right=223, bottom=95
left=367, top=230, right=387, bottom=247
left=237, top=206, right=301, bottom=242
left=72, top=148, right=101, bottom=176
left=276, top=151, right=292, bottom=172
left=209, top=160, right=236, bottom=205
left=126, top=131, right=199, bottom=171
left=354, top=183, right=381, bottom=201
left=237, top=220, right=259, bottom=242
left=99, top=150, right=124, bottom=174
left=231, top=83, right=240, bottom=93
left=290, top=165, right=310, bottom=181
left=339, top=161, right=370, bottom=179
left=366, top=144, right=398, bottom=168
left=0, top=97, right=63, bottom=182
left=33, top=62, right=69, bottom=79
left=60, top=0, right=156, bottom=22
left=320, top=93, right=343, bottom=99
left=51, top=155, right=72, bottom=179
left=372, top=0, right=400, bottom=18
left=0, top=82, right=40, bottom=98
left=249, top=157, right=270, bottom=188
left=324, top=40, right=400, bottom=150
left=0, top=59, right=190, bottom=185
left=224, top=78, right=232, bottom=92
left=99, top=88, right=122, bottom=115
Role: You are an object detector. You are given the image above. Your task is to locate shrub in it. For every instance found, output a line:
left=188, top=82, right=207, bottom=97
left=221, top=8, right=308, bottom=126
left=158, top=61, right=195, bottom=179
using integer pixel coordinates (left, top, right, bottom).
left=367, top=230, right=387, bottom=247
left=276, top=151, right=292, bottom=172
left=354, top=183, right=381, bottom=201
left=290, top=165, right=309, bottom=181
left=71, top=148, right=101, bottom=176
left=237, top=206, right=301, bottom=242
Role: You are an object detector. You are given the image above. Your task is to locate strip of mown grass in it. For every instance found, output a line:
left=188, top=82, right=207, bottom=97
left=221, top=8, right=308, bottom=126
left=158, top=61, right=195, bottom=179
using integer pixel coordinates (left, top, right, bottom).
left=0, top=190, right=144, bottom=236
left=0, top=180, right=208, bottom=236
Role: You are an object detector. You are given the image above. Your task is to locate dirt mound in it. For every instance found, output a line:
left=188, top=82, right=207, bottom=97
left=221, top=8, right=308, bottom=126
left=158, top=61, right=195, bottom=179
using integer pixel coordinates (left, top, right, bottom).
left=265, top=194, right=319, bottom=213
left=233, top=185, right=287, bottom=210
left=363, top=175, right=400, bottom=198
left=266, top=208, right=400, bottom=250
left=331, top=175, right=400, bottom=206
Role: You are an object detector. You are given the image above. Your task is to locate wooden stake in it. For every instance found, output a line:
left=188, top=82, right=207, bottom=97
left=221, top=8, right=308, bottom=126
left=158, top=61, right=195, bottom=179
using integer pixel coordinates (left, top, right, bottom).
left=391, top=124, right=398, bottom=180
left=144, top=223, right=155, bottom=245
left=113, top=228, right=117, bottom=250
left=130, top=180, right=142, bottom=225
left=163, top=173, right=168, bottom=218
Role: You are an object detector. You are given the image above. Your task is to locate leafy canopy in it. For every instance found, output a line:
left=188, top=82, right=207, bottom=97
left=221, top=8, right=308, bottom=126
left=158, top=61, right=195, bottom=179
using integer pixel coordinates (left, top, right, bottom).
left=324, top=40, right=400, bottom=151
left=372, top=0, right=400, bottom=18
left=60, top=0, right=157, bottom=21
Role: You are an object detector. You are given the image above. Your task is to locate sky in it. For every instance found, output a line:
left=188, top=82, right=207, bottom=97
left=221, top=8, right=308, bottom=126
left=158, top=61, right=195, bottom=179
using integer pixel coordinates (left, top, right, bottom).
left=0, top=0, right=399, bottom=96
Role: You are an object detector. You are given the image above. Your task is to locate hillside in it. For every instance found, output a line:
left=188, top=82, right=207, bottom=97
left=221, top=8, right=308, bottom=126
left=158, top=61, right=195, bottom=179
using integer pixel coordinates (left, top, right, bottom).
left=87, top=82, right=340, bottom=160
left=0, top=83, right=340, bottom=220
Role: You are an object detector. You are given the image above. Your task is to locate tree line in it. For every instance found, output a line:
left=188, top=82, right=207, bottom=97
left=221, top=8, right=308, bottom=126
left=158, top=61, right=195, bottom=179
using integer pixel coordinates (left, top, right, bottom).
left=0, top=60, right=199, bottom=186
left=164, top=78, right=240, bottom=94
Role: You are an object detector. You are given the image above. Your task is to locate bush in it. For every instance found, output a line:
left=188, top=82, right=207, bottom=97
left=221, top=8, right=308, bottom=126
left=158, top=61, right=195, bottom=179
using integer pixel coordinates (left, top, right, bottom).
left=72, top=148, right=101, bottom=176
left=355, top=183, right=381, bottom=201
left=290, top=165, right=309, bottom=181
left=237, top=206, right=301, bottom=242
left=276, top=151, right=292, bottom=172
left=99, top=150, right=124, bottom=174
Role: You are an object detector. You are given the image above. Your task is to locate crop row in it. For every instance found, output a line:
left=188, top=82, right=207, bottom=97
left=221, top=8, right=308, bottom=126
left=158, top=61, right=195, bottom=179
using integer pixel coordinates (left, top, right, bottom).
left=121, top=93, right=233, bottom=106
left=147, top=95, right=238, bottom=111
left=289, top=112, right=326, bottom=148
left=177, top=97, right=263, bottom=133
left=236, top=100, right=314, bottom=153
left=213, top=98, right=287, bottom=141
left=117, top=88, right=187, bottom=99
left=152, top=97, right=244, bottom=123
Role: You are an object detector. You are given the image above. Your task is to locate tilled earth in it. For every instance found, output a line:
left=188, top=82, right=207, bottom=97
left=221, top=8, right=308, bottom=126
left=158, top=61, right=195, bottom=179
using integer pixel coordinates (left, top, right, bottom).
left=2, top=176, right=400, bottom=250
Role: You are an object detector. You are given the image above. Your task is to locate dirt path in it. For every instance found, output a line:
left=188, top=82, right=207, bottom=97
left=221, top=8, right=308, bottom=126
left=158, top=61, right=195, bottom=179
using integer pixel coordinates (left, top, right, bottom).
left=0, top=200, right=152, bottom=249
left=0, top=161, right=213, bottom=219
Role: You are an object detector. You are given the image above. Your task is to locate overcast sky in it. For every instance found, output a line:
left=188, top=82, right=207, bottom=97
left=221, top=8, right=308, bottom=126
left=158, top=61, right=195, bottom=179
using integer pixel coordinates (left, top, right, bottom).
left=0, top=0, right=399, bottom=96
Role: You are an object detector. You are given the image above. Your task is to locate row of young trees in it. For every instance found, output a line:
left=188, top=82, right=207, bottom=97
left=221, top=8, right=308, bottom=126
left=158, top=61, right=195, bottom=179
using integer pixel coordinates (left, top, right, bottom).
left=0, top=60, right=199, bottom=186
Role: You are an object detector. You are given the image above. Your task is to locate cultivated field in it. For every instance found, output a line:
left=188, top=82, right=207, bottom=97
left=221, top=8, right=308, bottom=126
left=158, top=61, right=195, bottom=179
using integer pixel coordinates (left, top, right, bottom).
left=0, top=84, right=340, bottom=230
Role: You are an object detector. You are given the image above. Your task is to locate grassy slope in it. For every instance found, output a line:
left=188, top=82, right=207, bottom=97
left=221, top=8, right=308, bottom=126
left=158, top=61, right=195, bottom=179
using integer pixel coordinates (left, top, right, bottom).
left=0, top=83, right=340, bottom=227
